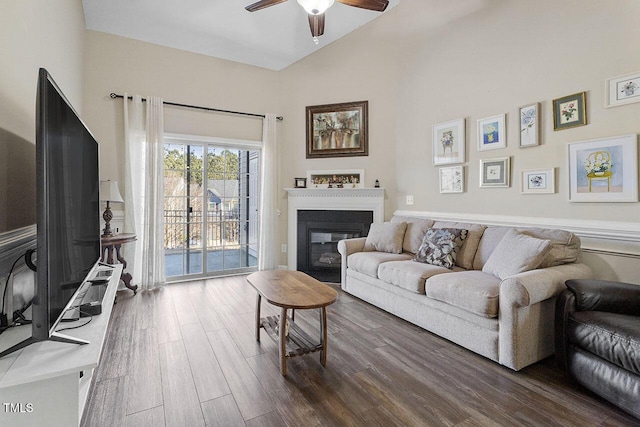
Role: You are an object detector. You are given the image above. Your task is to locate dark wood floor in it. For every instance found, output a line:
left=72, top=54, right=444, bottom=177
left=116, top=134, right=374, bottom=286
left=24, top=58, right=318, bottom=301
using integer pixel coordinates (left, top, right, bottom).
left=82, top=275, right=638, bottom=427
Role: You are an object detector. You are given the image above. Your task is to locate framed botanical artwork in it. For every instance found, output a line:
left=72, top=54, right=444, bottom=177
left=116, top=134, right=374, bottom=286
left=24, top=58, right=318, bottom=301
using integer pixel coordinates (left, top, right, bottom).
left=568, top=134, right=638, bottom=202
left=477, top=114, right=506, bottom=151
left=306, top=169, right=364, bottom=188
left=519, top=103, right=540, bottom=148
left=439, top=166, right=464, bottom=193
left=605, top=71, right=640, bottom=108
left=553, top=92, right=587, bottom=130
left=306, top=101, right=368, bottom=158
left=433, top=118, right=465, bottom=165
left=479, top=157, right=510, bottom=188
left=521, top=168, right=555, bottom=194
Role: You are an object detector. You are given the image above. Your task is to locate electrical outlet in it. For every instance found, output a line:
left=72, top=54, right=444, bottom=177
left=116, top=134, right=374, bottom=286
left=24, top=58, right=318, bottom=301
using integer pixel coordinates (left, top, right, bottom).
left=406, top=195, right=414, bottom=205
left=281, top=244, right=287, bottom=253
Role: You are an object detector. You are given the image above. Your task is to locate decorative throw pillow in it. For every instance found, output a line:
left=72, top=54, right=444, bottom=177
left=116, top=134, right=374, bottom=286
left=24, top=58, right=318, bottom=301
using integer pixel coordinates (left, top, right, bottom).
left=363, top=222, right=407, bottom=254
left=482, top=229, right=551, bottom=280
left=413, top=228, right=468, bottom=269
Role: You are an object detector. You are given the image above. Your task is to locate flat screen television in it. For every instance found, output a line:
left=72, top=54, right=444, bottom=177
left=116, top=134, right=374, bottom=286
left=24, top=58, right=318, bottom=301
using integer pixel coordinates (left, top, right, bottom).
left=0, top=68, right=101, bottom=357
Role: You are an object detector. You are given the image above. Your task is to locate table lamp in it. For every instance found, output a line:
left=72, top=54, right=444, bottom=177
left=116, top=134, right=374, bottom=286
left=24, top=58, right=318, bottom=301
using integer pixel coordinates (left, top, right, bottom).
left=100, top=180, right=124, bottom=237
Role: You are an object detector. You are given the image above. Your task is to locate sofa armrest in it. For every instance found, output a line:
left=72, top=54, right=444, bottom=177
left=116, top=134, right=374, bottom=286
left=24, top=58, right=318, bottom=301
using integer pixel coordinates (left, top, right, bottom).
left=500, top=263, right=593, bottom=308
left=565, top=279, right=640, bottom=316
left=337, top=238, right=367, bottom=291
left=337, top=237, right=366, bottom=257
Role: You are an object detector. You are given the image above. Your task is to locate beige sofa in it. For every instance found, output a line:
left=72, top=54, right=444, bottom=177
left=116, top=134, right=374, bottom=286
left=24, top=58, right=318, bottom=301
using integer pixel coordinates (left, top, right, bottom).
left=337, top=215, right=592, bottom=371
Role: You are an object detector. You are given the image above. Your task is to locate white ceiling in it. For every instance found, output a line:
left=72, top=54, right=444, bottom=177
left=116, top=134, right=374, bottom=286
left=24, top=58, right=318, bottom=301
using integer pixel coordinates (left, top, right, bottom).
left=82, top=0, right=400, bottom=71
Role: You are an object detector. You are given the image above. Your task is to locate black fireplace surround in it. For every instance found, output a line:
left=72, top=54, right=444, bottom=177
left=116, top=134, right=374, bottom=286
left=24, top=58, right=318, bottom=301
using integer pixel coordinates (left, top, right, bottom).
left=297, top=210, right=373, bottom=283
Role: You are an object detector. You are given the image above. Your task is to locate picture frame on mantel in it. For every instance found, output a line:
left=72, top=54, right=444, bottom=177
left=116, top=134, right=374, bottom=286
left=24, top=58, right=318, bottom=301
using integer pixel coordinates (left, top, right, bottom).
left=306, top=101, right=368, bottom=158
left=306, top=169, right=365, bottom=188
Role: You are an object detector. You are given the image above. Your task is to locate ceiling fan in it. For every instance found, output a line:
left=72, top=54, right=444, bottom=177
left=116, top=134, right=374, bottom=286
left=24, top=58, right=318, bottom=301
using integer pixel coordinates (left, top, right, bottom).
left=245, top=0, right=389, bottom=41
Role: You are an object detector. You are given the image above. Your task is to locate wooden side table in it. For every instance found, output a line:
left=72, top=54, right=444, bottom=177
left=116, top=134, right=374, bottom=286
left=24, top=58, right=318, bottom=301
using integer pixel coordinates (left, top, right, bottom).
left=101, top=233, right=138, bottom=294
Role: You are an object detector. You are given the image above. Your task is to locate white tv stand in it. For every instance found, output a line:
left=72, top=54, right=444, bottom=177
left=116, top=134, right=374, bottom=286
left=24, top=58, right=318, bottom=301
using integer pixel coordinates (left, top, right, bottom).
left=0, top=264, right=122, bottom=427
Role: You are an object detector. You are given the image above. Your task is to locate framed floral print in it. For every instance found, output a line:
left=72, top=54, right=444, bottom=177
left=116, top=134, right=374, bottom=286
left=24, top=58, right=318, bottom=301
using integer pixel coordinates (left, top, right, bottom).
left=519, top=103, right=540, bottom=147
left=477, top=114, right=506, bottom=151
left=439, top=166, right=464, bottom=193
left=521, top=168, right=555, bottom=194
left=553, top=92, right=587, bottom=130
left=568, top=134, right=638, bottom=202
left=479, top=157, right=510, bottom=188
left=433, top=118, right=465, bottom=165
left=306, top=101, right=368, bottom=158
left=605, top=71, right=640, bottom=108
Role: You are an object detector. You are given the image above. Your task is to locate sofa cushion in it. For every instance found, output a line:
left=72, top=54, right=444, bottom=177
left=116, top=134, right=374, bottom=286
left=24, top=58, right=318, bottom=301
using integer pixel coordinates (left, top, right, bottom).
left=473, top=226, right=580, bottom=270
left=391, top=216, right=435, bottom=254
left=414, top=228, right=468, bottom=269
left=363, top=221, right=407, bottom=254
left=425, top=271, right=501, bottom=318
left=378, top=260, right=453, bottom=294
left=347, top=252, right=413, bottom=279
left=433, top=221, right=487, bottom=269
left=518, top=227, right=581, bottom=268
left=568, top=311, right=640, bottom=376
left=482, top=229, right=551, bottom=280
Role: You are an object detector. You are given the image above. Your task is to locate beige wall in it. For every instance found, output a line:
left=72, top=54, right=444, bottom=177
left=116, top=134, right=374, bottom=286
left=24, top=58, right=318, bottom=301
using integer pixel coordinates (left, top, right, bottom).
left=82, top=31, right=281, bottom=187
left=392, top=0, right=640, bottom=222
left=0, top=0, right=86, bottom=233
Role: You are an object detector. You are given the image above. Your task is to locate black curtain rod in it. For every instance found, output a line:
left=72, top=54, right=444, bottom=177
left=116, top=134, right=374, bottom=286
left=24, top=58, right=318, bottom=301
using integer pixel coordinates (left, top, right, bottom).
left=109, top=93, right=283, bottom=121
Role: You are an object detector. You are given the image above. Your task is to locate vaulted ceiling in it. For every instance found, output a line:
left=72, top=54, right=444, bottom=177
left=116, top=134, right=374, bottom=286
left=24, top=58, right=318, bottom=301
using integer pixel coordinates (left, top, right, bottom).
left=82, top=0, right=400, bottom=71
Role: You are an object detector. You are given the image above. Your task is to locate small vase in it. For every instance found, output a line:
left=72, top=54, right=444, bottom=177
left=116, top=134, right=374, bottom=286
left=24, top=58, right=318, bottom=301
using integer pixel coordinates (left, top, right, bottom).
left=594, top=171, right=605, bottom=176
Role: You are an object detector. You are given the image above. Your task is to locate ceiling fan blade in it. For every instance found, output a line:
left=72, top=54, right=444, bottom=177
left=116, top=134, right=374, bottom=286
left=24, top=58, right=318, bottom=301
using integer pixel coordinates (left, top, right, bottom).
left=245, top=0, right=288, bottom=12
left=336, top=0, right=388, bottom=12
left=308, top=13, right=325, bottom=37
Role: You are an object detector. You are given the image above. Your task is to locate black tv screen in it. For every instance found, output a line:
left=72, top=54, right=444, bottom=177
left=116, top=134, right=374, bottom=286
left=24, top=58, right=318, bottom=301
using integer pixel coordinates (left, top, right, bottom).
left=33, top=68, right=101, bottom=339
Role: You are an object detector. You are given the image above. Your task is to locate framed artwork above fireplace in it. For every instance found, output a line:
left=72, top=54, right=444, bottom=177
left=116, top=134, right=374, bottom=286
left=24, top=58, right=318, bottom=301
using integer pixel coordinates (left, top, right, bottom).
left=306, top=101, right=368, bottom=158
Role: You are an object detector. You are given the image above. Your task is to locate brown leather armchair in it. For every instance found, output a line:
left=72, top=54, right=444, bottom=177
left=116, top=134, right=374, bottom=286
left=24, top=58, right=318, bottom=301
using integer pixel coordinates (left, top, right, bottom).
left=555, top=279, right=640, bottom=419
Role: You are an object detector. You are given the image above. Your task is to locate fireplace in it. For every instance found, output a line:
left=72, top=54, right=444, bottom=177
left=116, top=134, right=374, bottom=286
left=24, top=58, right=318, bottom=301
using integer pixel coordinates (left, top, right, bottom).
left=297, top=210, right=373, bottom=282
left=286, top=187, right=385, bottom=282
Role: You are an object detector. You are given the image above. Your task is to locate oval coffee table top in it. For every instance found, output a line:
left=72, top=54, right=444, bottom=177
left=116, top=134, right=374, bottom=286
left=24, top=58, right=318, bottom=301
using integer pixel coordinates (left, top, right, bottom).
left=247, top=270, right=338, bottom=309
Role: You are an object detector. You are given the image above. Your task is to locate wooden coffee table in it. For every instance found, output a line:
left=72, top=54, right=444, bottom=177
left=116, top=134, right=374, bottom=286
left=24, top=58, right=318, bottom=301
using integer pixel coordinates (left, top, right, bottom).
left=246, top=270, right=338, bottom=376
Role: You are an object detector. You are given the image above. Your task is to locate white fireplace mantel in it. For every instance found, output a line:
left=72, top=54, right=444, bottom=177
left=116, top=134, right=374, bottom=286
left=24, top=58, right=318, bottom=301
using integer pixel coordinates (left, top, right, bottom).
left=285, top=187, right=385, bottom=270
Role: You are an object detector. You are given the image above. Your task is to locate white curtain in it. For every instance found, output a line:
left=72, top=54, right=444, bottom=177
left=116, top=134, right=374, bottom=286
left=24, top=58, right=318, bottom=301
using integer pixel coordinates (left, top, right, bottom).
left=123, top=94, right=166, bottom=290
left=258, top=114, right=278, bottom=271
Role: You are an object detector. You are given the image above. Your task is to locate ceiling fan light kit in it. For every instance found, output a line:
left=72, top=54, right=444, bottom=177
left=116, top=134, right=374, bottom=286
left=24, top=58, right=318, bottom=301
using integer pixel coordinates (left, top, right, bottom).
left=245, top=0, right=389, bottom=40
left=297, top=0, right=335, bottom=15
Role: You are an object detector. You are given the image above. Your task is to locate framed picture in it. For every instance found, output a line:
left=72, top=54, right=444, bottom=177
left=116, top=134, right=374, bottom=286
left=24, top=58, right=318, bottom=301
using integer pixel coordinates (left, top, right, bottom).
left=519, top=103, right=540, bottom=148
left=479, top=157, right=510, bottom=188
left=306, top=101, right=368, bottom=158
left=553, top=92, right=587, bottom=130
left=521, top=168, right=555, bottom=194
left=477, top=114, right=506, bottom=151
left=568, top=134, right=638, bottom=202
left=306, top=169, right=364, bottom=188
left=433, top=118, right=465, bottom=165
left=294, top=178, right=307, bottom=188
left=605, top=71, right=640, bottom=108
left=439, top=166, right=464, bottom=193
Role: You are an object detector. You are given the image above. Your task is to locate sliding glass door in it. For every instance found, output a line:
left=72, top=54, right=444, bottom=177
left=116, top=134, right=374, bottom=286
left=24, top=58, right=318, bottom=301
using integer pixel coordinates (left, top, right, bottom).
left=163, top=136, right=260, bottom=280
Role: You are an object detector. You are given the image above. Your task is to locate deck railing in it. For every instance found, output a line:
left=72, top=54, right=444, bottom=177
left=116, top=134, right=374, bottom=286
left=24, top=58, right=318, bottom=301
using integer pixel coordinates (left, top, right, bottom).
left=164, top=209, right=240, bottom=250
